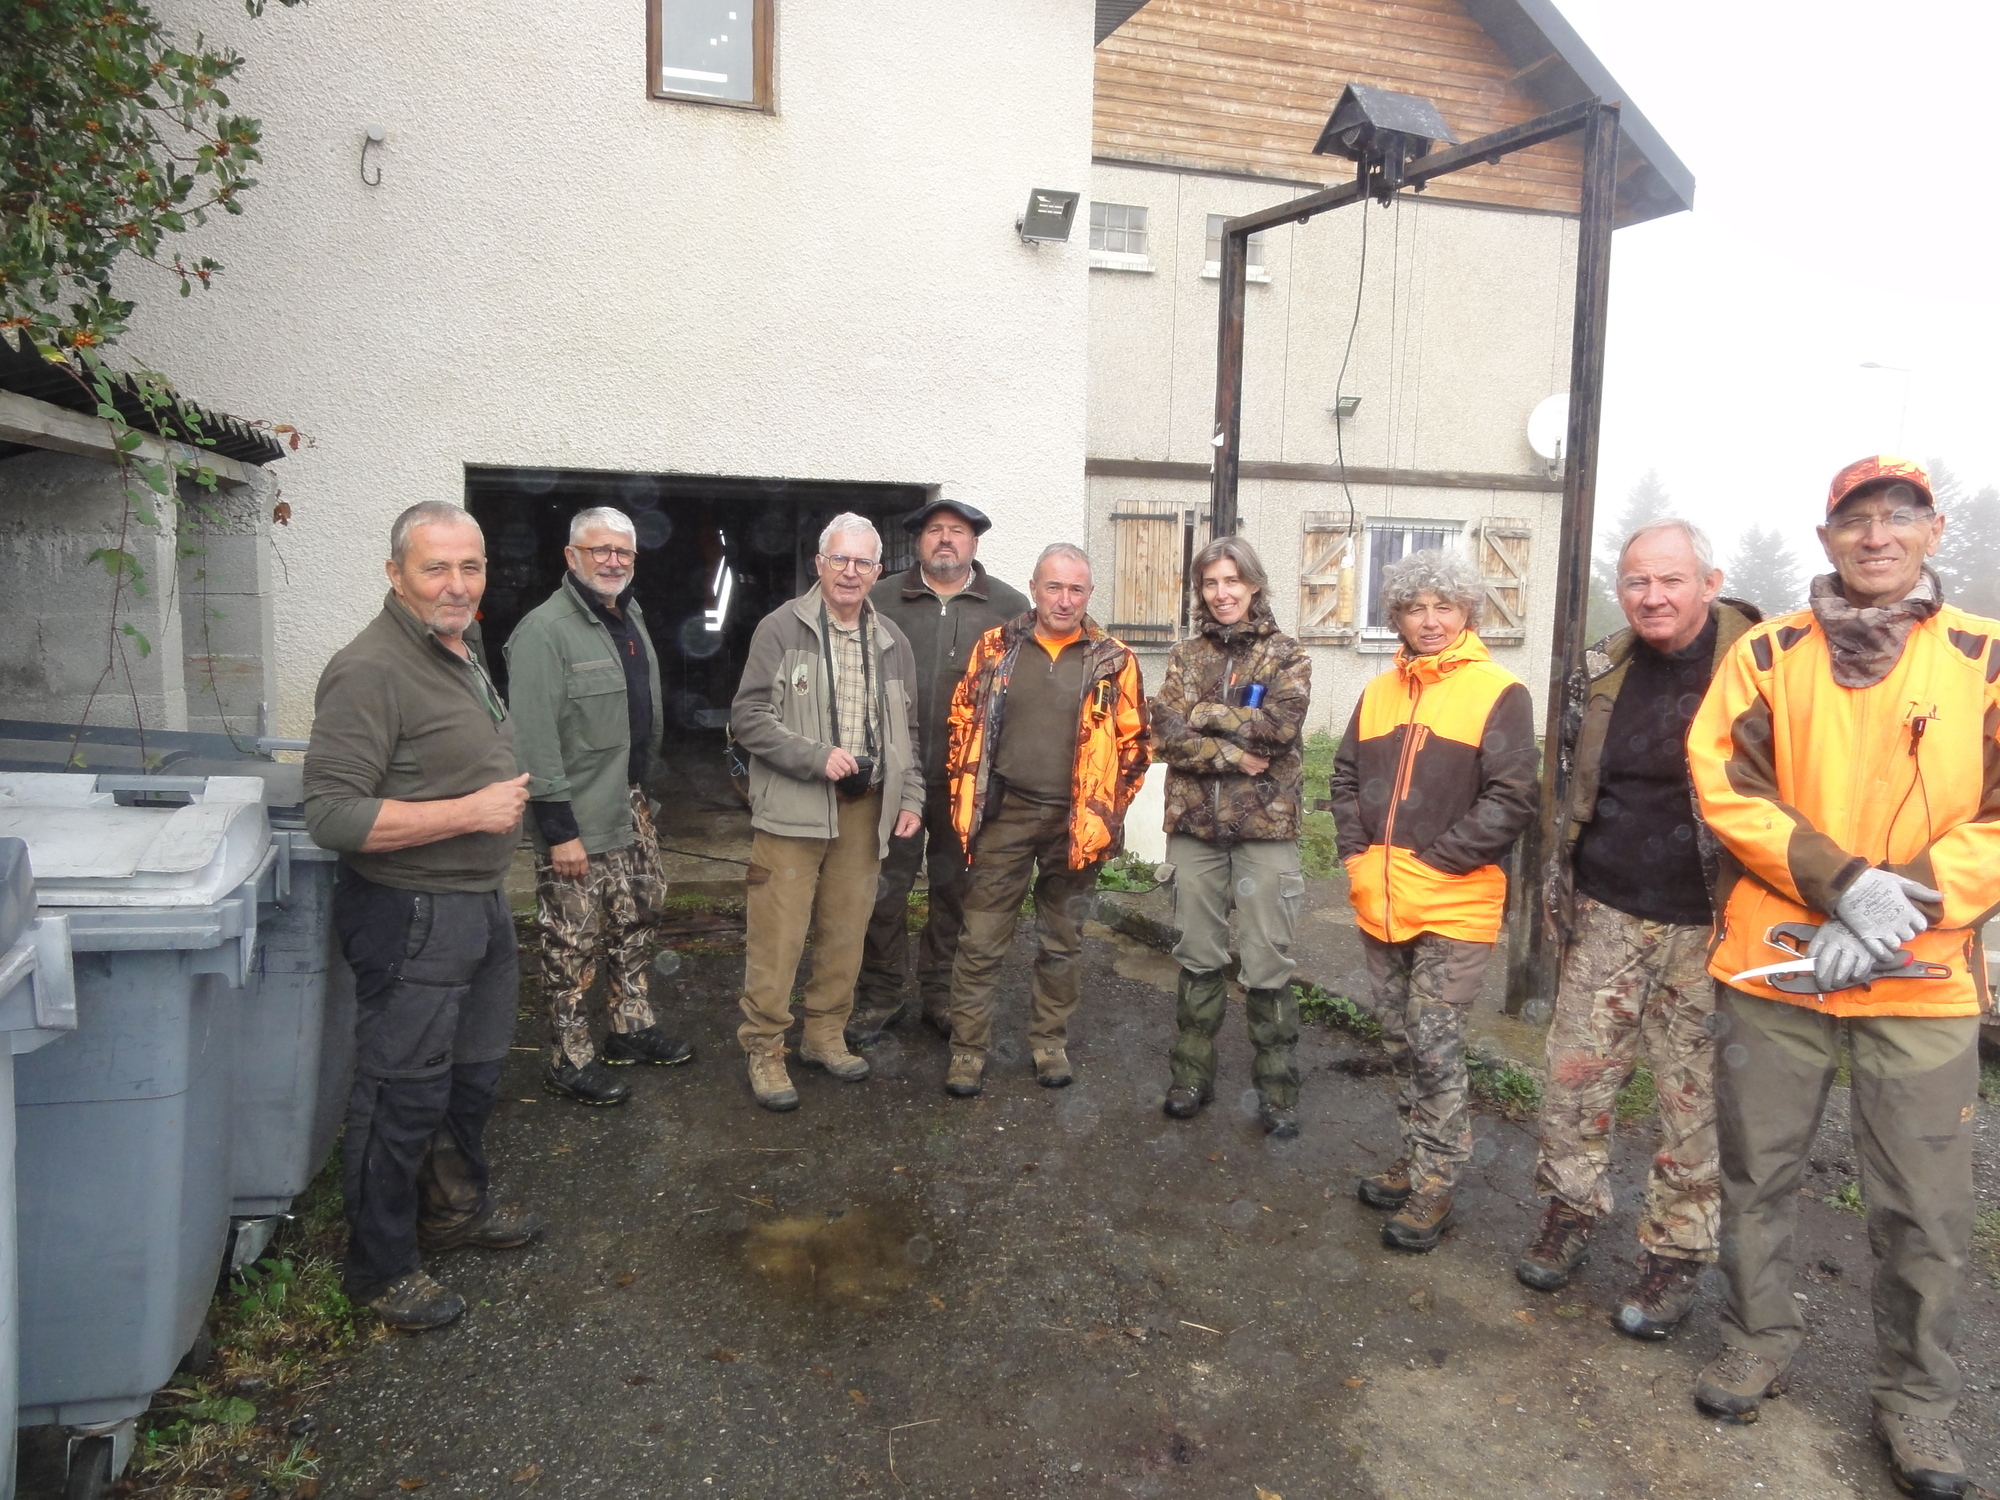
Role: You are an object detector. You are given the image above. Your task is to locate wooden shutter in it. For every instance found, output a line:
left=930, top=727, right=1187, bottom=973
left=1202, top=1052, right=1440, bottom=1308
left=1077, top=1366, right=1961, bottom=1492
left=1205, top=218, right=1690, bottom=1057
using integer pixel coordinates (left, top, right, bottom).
left=1298, top=512, right=1357, bottom=642
left=1472, top=518, right=1531, bottom=643
left=1110, top=501, right=1183, bottom=643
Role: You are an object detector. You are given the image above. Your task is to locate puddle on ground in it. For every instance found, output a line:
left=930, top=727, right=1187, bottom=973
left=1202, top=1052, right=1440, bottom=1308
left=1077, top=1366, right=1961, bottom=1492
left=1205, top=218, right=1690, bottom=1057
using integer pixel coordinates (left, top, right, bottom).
left=742, top=1205, right=933, bottom=1306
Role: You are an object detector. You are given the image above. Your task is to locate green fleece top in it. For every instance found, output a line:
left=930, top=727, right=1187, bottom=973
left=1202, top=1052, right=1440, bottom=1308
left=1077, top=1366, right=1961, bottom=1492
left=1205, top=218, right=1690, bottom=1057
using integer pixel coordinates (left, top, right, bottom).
left=304, top=593, right=520, bottom=892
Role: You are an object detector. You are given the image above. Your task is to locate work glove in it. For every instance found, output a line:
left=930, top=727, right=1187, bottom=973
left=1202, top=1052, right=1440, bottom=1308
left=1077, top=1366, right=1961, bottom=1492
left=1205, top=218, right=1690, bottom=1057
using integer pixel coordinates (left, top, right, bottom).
left=1833, top=867, right=1945, bottom=964
left=1808, top=918, right=1877, bottom=993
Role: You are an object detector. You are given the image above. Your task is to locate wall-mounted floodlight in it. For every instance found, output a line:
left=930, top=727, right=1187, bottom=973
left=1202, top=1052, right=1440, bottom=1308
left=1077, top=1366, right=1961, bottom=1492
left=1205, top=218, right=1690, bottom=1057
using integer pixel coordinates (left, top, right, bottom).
left=1312, top=83, right=1457, bottom=202
left=1331, top=395, right=1362, bottom=419
left=1017, top=189, right=1080, bottom=243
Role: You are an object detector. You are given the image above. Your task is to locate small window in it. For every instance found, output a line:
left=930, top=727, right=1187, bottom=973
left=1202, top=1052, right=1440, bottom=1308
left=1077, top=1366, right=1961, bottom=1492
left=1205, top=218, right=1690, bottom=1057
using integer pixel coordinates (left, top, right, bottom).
left=1362, top=522, right=1458, bottom=633
left=1202, top=214, right=1269, bottom=280
left=650, top=0, right=772, bottom=110
left=1089, top=202, right=1153, bottom=272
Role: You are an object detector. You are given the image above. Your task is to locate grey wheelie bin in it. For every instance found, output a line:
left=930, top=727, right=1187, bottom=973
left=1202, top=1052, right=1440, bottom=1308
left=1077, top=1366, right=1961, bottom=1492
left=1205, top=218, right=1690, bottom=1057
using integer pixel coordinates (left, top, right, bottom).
left=0, top=840, right=79, bottom=1500
left=0, top=774, right=272, bottom=1499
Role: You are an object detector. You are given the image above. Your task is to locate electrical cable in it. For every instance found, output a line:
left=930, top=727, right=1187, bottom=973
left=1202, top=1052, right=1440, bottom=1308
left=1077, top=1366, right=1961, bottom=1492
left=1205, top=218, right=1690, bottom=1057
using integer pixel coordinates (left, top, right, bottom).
left=1332, top=199, right=1373, bottom=538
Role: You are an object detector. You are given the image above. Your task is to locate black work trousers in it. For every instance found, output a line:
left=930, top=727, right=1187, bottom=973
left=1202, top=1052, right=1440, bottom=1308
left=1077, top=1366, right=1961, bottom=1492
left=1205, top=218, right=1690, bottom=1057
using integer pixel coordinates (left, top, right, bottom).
left=333, top=866, right=520, bottom=1297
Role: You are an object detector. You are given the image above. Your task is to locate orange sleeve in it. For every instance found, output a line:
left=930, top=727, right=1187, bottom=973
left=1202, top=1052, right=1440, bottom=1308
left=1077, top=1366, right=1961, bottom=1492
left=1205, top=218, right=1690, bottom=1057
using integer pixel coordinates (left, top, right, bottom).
left=1113, top=651, right=1151, bottom=808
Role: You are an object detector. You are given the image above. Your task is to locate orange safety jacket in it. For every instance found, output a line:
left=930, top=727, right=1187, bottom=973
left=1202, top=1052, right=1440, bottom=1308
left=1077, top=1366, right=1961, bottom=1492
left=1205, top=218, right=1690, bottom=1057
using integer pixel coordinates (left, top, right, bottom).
left=1328, top=632, right=1539, bottom=944
left=1689, top=603, right=2000, bottom=1017
left=946, top=613, right=1150, bottom=870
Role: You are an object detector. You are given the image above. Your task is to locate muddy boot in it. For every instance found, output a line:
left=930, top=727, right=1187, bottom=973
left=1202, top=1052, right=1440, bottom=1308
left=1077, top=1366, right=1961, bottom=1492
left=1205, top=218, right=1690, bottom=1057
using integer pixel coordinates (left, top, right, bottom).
left=1163, top=1084, right=1209, bottom=1119
left=1246, top=985, right=1301, bottom=1139
left=798, top=1020, right=872, bottom=1081
left=945, top=1050, right=985, bottom=1098
left=1032, top=1046, right=1073, bottom=1089
left=419, top=1204, right=546, bottom=1255
left=1874, top=1409, right=1970, bottom=1499
left=1515, top=1199, right=1596, bottom=1292
left=1357, top=1158, right=1412, bottom=1210
left=1693, top=1346, right=1788, bottom=1422
left=1382, top=1176, right=1454, bottom=1252
left=601, top=1025, right=696, bottom=1067
left=843, top=999, right=907, bottom=1050
left=1614, top=1252, right=1704, bottom=1340
left=1167, top=967, right=1227, bottom=1106
left=543, top=1055, right=631, bottom=1106
left=365, top=1271, right=466, bottom=1332
left=746, top=1038, right=800, bottom=1112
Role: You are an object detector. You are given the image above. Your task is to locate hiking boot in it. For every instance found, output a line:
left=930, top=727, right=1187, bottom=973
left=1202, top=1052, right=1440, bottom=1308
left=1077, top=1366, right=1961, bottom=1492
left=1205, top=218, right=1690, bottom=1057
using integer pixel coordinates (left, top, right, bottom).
left=1258, top=1100, right=1299, bottom=1140
left=419, top=1204, right=546, bottom=1255
left=746, top=1040, right=799, bottom=1112
left=844, top=1000, right=907, bottom=1049
left=542, top=1055, right=631, bottom=1107
left=1516, top=1199, right=1596, bottom=1292
left=797, top=1040, right=872, bottom=1081
left=601, top=1025, right=696, bottom=1067
left=1693, top=1346, right=1788, bottom=1422
left=1383, top=1178, right=1454, bottom=1252
left=1357, top=1159, right=1412, bottom=1210
left=920, top=1001, right=953, bottom=1039
left=945, top=1051, right=984, bottom=1098
left=1874, top=1409, right=1970, bottom=1499
left=1163, top=1084, right=1209, bottom=1119
left=1033, top=1047, right=1073, bottom=1089
left=365, top=1271, right=465, bottom=1332
left=1614, top=1252, right=1704, bottom=1340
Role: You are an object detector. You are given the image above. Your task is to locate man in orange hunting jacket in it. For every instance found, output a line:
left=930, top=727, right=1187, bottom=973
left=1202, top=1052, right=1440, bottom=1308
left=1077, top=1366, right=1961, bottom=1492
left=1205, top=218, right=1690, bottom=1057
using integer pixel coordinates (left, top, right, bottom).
left=940, top=542, right=1148, bottom=1099
left=1686, top=456, right=2000, bottom=1499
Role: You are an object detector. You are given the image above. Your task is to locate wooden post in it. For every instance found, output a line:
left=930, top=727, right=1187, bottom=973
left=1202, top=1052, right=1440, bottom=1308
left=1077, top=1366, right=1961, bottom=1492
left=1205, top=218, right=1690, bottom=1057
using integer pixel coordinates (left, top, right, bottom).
left=1209, top=227, right=1249, bottom=537
left=1502, top=101, right=1621, bottom=1017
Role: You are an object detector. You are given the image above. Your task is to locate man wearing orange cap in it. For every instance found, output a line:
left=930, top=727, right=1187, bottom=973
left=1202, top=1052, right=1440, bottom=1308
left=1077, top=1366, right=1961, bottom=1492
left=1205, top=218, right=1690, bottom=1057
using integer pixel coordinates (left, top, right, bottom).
left=1686, top=457, right=2000, bottom=1499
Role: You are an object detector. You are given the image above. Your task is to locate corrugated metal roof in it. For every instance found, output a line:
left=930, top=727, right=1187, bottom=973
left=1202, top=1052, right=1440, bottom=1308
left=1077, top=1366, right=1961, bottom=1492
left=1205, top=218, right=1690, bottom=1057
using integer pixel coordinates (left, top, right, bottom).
left=0, top=329, right=284, bottom=466
left=1095, top=0, right=1152, bottom=45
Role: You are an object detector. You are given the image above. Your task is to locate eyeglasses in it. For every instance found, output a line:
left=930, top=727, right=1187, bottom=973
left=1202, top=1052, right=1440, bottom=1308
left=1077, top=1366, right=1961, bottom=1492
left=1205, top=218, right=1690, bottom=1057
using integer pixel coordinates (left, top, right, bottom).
left=1826, top=507, right=1933, bottom=538
left=819, top=553, right=882, bottom=575
left=577, top=544, right=637, bottom=564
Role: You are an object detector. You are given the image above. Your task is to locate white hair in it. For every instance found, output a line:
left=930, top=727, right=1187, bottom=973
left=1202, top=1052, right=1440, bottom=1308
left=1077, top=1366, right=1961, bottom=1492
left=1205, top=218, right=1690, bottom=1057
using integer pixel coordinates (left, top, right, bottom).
left=569, top=506, right=637, bottom=545
left=1620, top=516, right=1717, bottom=577
left=1034, top=542, right=1092, bottom=580
left=390, top=501, right=480, bottom=563
left=818, top=512, right=881, bottom=560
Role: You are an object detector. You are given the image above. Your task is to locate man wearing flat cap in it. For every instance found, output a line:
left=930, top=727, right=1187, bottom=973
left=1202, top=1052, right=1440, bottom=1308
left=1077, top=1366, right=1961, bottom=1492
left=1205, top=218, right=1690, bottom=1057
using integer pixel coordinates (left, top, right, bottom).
left=1687, top=455, right=2000, bottom=1500
left=850, top=500, right=1030, bottom=1045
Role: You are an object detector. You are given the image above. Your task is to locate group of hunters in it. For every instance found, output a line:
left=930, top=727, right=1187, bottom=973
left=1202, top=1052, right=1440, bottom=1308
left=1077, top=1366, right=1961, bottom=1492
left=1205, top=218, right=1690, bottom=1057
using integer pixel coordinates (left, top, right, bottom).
left=300, top=454, right=1998, bottom=1500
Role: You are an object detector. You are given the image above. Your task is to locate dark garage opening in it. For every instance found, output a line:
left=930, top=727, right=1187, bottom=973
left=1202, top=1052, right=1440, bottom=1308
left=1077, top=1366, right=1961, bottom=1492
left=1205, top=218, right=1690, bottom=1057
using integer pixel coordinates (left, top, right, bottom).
left=465, top=466, right=928, bottom=872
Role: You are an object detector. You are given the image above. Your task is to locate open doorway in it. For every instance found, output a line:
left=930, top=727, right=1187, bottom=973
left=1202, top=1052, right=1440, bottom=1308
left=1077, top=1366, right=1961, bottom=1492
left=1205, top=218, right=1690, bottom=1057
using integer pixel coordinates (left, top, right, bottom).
left=465, top=465, right=928, bottom=876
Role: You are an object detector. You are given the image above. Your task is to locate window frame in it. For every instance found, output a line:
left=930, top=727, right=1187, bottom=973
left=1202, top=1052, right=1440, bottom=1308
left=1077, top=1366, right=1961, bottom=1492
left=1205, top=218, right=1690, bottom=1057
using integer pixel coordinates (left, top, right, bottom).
left=1201, top=214, right=1270, bottom=282
left=648, top=0, right=775, bottom=113
left=1358, top=519, right=1462, bottom=646
left=1088, top=201, right=1154, bottom=273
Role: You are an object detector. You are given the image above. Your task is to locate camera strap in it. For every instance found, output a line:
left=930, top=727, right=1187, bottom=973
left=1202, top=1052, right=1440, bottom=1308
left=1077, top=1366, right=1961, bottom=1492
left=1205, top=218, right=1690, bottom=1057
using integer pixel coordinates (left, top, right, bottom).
left=819, top=602, right=877, bottom=760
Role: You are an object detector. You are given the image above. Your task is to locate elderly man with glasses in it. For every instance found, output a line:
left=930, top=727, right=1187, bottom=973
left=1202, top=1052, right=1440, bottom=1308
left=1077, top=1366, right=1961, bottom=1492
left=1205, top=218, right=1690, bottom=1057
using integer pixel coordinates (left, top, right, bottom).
left=1687, top=457, right=2000, bottom=1500
left=505, top=506, right=696, bottom=1107
left=727, top=514, right=925, bottom=1110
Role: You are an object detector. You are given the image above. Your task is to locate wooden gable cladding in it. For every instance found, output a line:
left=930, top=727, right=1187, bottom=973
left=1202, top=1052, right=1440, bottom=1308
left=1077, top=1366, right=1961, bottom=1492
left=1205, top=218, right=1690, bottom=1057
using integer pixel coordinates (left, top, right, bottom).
left=1094, top=0, right=1584, bottom=216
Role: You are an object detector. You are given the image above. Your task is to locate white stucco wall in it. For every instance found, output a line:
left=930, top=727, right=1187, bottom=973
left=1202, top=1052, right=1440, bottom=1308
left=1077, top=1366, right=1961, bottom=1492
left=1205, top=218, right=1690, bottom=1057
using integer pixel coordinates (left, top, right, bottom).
left=1084, top=161, right=1581, bottom=729
left=121, top=0, right=1094, bottom=734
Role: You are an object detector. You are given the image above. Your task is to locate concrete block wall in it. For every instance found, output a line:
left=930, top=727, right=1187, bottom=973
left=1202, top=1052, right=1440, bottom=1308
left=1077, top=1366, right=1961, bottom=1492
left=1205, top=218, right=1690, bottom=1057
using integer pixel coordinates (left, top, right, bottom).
left=177, top=476, right=281, bottom=740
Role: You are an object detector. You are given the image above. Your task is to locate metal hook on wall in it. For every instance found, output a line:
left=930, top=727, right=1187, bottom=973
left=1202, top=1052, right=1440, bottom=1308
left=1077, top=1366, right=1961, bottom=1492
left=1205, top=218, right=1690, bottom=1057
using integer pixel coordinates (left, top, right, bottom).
left=360, top=126, right=385, bottom=187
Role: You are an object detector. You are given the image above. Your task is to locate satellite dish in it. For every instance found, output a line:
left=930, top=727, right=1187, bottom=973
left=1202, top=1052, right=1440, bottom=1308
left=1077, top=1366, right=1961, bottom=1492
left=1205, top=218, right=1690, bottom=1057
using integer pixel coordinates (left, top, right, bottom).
left=1527, top=394, right=1569, bottom=463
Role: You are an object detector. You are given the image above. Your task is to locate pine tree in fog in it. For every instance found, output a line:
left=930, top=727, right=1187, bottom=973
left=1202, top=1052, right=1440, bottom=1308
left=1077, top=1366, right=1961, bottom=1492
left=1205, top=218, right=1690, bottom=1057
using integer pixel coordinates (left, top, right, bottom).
left=1588, top=469, right=1674, bottom=640
left=1927, top=460, right=2000, bottom=617
left=1724, top=524, right=1808, bottom=615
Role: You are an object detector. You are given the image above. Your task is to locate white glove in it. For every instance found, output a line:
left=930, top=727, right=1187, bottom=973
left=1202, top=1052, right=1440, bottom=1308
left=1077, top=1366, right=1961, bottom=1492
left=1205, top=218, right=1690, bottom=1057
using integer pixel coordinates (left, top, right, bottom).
left=1834, top=868, right=1945, bottom=964
left=1808, top=919, right=1876, bottom=992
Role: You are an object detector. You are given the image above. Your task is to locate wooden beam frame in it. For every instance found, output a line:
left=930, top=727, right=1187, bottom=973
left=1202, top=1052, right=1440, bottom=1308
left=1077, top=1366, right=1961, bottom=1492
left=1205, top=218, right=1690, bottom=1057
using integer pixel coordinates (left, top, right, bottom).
left=0, top=389, right=255, bottom=489
left=1206, top=98, right=1621, bottom=1015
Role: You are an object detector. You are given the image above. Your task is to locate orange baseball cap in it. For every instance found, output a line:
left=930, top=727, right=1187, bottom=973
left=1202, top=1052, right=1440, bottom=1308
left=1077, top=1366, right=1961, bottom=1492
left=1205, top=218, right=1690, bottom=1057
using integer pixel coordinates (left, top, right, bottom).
left=1826, top=455, right=1933, bottom=515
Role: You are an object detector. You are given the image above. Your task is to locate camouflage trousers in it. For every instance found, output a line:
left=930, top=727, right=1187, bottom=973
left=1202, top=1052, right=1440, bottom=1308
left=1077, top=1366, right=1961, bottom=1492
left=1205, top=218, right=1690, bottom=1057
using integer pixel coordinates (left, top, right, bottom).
left=535, top=787, right=663, bottom=1068
left=1359, top=931, right=1490, bottom=1190
left=1532, top=893, right=1718, bottom=1259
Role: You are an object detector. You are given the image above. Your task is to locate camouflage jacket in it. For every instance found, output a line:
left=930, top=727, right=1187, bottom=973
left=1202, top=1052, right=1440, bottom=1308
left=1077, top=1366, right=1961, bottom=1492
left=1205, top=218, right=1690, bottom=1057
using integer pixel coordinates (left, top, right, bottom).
left=1150, top=603, right=1311, bottom=844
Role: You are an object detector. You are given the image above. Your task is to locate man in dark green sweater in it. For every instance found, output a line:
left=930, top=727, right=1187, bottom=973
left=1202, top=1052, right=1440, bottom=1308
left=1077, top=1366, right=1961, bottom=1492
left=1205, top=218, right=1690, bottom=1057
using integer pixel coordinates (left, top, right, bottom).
left=305, top=501, right=543, bottom=1332
left=851, top=500, right=1029, bottom=1045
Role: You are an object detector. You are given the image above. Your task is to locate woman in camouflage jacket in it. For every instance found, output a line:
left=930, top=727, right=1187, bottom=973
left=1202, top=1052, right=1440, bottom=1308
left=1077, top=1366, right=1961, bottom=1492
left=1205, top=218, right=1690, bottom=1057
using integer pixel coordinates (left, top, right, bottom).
left=1149, top=536, right=1313, bottom=1137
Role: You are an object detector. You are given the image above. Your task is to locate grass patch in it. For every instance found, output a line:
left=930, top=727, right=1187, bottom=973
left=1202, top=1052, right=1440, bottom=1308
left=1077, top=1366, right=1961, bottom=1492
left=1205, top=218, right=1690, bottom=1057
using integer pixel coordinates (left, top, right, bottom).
left=1299, top=733, right=1343, bottom=880
left=1296, top=982, right=1380, bottom=1041
left=1615, top=1062, right=1656, bottom=1123
left=1468, top=1056, right=1543, bottom=1117
left=1980, top=1059, right=2000, bottom=1102
left=1300, top=729, right=1339, bottom=789
left=127, top=1149, right=357, bottom=1500
left=1825, top=1180, right=1865, bottom=1215
left=1974, top=1207, right=2000, bottom=1286
left=1096, top=853, right=1160, bottom=892
left=660, top=890, right=745, bottom=917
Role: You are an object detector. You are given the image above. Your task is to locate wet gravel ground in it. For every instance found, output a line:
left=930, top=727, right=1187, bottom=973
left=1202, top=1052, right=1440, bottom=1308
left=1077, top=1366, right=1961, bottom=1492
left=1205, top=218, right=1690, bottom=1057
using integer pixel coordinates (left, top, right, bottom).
left=310, top=928, right=2000, bottom=1499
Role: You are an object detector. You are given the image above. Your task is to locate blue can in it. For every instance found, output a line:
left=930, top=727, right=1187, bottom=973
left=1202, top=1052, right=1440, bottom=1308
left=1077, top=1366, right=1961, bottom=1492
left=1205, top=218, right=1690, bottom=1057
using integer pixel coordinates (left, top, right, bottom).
left=1242, top=682, right=1266, bottom=708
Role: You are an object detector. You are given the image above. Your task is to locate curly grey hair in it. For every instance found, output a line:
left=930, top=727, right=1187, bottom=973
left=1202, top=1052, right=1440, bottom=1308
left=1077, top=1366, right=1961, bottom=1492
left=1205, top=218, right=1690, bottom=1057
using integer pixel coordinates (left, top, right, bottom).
left=1379, top=547, right=1484, bottom=629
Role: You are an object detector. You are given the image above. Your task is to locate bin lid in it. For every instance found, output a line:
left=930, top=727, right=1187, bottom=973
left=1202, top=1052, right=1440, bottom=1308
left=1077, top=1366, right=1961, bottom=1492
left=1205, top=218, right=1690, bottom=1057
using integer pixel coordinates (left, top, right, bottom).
left=0, top=773, right=270, bottom=907
left=0, top=837, right=31, bottom=951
